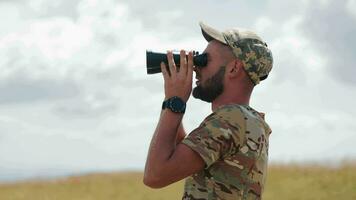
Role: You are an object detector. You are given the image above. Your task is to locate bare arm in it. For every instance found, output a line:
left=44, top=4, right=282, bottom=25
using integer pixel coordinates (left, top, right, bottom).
left=143, top=109, right=182, bottom=184
left=143, top=50, right=204, bottom=188
left=176, top=123, right=187, bottom=145
left=143, top=109, right=204, bottom=188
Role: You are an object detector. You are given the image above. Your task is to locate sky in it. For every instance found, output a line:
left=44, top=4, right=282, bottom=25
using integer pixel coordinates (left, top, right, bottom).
left=0, top=0, right=355, bottom=182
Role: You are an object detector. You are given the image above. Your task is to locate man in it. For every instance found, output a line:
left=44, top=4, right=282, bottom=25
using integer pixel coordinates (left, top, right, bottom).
left=143, top=22, right=273, bottom=200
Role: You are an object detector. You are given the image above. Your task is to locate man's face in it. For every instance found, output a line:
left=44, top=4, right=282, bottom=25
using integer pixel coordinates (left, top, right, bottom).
left=192, top=41, right=228, bottom=102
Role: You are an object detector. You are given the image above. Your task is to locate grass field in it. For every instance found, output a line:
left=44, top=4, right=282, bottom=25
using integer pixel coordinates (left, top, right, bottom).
left=0, top=163, right=355, bottom=200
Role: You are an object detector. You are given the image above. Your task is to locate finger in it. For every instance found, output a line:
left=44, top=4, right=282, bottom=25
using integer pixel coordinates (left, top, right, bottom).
left=167, top=50, right=177, bottom=78
left=187, top=51, right=194, bottom=81
left=180, top=49, right=187, bottom=76
left=160, top=61, right=169, bottom=80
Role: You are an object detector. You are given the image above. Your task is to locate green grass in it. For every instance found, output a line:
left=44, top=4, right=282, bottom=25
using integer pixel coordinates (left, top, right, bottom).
left=1, top=163, right=355, bottom=200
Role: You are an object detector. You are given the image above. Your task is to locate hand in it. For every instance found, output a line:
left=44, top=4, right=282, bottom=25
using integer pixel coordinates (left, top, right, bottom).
left=160, top=50, right=193, bottom=102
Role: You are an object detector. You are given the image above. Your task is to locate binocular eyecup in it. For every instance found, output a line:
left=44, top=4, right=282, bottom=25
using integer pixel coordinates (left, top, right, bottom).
left=146, top=51, right=208, bottom=74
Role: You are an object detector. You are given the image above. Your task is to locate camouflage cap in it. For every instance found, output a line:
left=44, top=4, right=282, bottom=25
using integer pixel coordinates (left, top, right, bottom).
left=199, top=22, right=273, bottom=85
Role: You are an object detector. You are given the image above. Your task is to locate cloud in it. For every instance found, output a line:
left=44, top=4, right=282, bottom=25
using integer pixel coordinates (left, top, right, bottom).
left=0, top=0, right=205, bottom=178
left=0, top=74, right=81, bottom=104
left=268, top=109, right=356, bottom=162
left=301, top=0, right=356, bottom=85
left=52, top=93, right=118, bottom=118
left=0, top=0, right=356, bottom=182
left=1, top=0, right=81, bottom=19
left=34, top=0, right=81, bottom=19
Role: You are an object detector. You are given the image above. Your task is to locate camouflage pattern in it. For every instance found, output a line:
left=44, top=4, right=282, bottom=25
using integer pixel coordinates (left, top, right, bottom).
left=199, top=22, right=273, bottom=85
left=181, top=104, right=272, bottom=200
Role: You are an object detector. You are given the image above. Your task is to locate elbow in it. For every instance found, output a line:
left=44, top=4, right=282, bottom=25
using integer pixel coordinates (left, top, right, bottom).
left=143, top=172, right=168, bottom=189
left=143, top=177, right=163, bottom=189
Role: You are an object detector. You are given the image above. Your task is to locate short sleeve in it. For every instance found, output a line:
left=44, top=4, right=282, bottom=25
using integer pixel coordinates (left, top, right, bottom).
left=181, top=115, right=239, bottom=169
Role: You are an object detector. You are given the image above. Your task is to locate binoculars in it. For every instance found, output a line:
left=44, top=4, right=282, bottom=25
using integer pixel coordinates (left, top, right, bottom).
left=146, top=51, right=208, bottom=74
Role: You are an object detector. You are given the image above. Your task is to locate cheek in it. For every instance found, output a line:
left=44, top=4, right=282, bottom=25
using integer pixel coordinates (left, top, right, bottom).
left=198, top=60, right=217, bottom=80
left=199, top=70, right=210, bottom=85
left=204, top=62, right=218, bottom=76
left=199, top=68, right=208, bottom=79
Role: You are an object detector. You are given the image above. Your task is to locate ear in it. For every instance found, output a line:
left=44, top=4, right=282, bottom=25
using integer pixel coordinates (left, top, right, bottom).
left=227, top=60, right=243, bottom=78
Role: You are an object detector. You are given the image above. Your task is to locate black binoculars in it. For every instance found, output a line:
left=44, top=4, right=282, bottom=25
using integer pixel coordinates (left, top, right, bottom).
left=146, top=51, right=208, bottom=74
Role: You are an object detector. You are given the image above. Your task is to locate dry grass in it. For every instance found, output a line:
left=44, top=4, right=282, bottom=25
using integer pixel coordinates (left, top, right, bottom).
left=1, top=163, right=355, bottom=200
left=264, top=162, right=356, bottom=200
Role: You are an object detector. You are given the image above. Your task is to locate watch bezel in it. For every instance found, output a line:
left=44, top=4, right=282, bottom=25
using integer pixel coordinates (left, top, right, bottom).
left=162, top=96, right=186, bottom=113
left=169, top=96, right=186, bottom=113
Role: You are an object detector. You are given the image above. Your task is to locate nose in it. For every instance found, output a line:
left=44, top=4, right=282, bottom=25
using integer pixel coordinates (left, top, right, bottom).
left=193, top=66, right=200, bottom=73
left=193, top=66, right=201, bottom=79
left=193, top=67, right=201, bottom=77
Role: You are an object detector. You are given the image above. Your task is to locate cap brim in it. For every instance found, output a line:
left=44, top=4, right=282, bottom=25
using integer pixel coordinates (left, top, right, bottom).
left=199, top=22, right=227, bottom=45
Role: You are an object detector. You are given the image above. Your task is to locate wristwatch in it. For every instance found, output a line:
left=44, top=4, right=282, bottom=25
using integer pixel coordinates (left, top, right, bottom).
left=162, top=96, right=186, bottom=114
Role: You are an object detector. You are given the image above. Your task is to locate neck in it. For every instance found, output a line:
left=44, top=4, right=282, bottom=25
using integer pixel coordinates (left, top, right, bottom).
left=211, top=93, right=251, bottom=112
left=211, top=85, right=252, bottom=112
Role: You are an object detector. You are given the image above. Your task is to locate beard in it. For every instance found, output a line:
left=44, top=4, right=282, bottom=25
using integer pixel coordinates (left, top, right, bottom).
left=192, top=66, right=225, bottom=103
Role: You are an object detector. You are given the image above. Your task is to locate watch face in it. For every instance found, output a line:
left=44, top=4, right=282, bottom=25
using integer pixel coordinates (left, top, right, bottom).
left=170, top=97, right=186, bottom=113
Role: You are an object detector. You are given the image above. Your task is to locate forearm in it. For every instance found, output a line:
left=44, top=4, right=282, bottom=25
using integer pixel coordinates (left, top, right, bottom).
left=176, top=122, right=187, bottom=144
left=144, top=109, right=183, bottom=176
left=144, top=50, right=193, bottom=186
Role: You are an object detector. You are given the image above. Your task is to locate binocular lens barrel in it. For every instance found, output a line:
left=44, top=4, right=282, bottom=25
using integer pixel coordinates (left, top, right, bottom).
left=146, top=51, right=208, bottom=74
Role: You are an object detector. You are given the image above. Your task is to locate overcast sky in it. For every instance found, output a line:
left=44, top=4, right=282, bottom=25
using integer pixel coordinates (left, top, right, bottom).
left=0, top=0, right=355, bottom=182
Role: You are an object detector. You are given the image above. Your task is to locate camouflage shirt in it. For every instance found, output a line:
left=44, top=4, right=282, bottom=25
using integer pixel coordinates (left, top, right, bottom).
left=181, top=104, right=272, bottom=200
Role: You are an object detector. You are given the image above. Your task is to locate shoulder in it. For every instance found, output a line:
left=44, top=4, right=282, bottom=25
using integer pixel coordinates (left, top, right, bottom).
left=196, top=104, right=247, bottom=143
left=214, top=104, right=246, bottom=120
left=194, top=104, right=248, bottom=134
